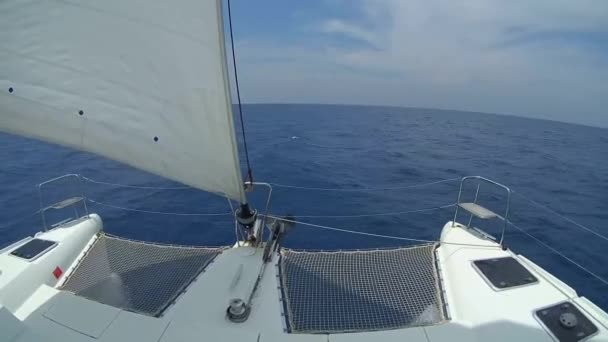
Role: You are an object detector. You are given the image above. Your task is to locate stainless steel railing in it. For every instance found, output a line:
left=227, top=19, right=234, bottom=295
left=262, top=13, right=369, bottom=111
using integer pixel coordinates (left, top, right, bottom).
left=452, top=176, right=512, bottom=245
left=38, top=174, right=89, bottom=231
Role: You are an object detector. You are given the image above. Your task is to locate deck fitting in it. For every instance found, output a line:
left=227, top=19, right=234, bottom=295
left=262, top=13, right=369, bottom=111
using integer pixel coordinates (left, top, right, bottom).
left=227, top=298, right=251, bottom=323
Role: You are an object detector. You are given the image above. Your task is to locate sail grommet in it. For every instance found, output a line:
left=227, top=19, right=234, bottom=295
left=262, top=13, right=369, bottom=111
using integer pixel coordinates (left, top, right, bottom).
left=78, top=110, right=84, bottom=116
left=8, top=87, right=13, bottom=93
left=227, top=298, right=250, bottom=323
left=153, top=136, right=159, bottom=142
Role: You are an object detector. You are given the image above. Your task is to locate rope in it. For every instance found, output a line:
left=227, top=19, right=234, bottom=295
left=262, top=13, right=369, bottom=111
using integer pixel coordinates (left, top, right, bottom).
left=507, top=220, right=608, bottom=287
left=513, top=191, right=608, bottom=243
left=292, top=203, right=455, bottom=218
left=269, top=177, right=460, bottom=192
left=267, top=215, right=435, bottom=243
left=87, top=199, right=232, bottom=216
left=227, top=0, right=253, bottom=184
left=267, top=215, right=500, bottom=248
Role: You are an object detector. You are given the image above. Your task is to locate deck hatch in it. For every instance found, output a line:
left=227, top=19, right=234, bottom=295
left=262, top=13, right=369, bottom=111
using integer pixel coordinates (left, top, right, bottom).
left=473, top=257, right=538, bottom=290
left=60, top=233, right=223, bottom=317
left=279, top=244, right=446, bottom=333
left=10, top=238, right=56, bottom=260
left=535, top=301, right=598, bottom=342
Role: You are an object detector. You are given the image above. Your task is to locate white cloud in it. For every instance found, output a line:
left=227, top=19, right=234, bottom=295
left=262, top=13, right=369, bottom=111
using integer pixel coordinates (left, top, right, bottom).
left=319, top=19, right=378, bottom=46
left=232, top=0, right=608, bottom=127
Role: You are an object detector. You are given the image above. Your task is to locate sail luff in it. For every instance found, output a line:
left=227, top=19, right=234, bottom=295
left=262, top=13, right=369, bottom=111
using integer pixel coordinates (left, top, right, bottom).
left=0, top=0, right=247, bottom=202
left=216, top=0, right=247, bottom=203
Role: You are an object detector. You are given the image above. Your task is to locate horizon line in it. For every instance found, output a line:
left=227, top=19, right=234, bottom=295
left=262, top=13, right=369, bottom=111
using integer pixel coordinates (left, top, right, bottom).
left=231, top=102, right=608, bottom=130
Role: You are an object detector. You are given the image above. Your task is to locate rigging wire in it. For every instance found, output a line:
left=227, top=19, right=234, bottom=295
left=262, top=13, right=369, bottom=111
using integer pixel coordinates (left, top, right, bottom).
left=265, top=215, right=501, bottom=248
left=82, top=176, right=190, bottom=190
left=15, top=190, right=607, bottom=287
left=80, top=176, right=460, bottom=192
left=227, top=0, right=253, bottom=184
left=513, top=191, right=608, bottom=243
left=292, top=203, right=456, bottom=218
left=266, top=214, right=608, bottom=285
left=507, top=220, right=608, bottom=286
left=269, top=178, right=460, bottom=191
left=87, top=197, right=452, bottom=219
left=80, top=176, right=608, bottom=242
left=87, top=199, right=232, bottom=216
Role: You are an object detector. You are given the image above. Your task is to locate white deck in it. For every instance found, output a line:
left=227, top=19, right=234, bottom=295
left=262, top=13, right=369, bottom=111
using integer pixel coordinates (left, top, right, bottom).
left=0, top=215, right=607, bottom=341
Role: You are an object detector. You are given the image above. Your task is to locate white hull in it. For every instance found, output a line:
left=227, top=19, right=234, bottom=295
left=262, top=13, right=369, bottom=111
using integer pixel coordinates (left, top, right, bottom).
left=0, top=214, right=606, bottom=341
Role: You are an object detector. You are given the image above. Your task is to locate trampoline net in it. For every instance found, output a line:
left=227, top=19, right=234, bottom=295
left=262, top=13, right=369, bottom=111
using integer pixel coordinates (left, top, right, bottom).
left=60, top=233, right=223, bottom=317
left=279, top=244, right=446, bottom=333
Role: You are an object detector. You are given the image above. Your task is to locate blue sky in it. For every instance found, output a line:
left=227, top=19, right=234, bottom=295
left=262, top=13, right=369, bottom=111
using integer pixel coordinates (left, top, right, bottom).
left=225, top=0, right=608, bottom=127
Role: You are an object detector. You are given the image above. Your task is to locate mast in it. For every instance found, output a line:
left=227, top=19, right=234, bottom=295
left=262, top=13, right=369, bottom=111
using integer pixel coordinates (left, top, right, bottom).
left=224, top=0, right=259, bottom=242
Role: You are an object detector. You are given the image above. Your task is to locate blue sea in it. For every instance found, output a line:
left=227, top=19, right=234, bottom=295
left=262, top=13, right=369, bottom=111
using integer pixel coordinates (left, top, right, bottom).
left=1, top=104, right=607, bottom=310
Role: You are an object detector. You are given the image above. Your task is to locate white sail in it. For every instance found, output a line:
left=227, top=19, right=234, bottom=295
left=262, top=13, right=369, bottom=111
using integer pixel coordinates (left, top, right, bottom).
left=0, top=0, right=246, bottom=202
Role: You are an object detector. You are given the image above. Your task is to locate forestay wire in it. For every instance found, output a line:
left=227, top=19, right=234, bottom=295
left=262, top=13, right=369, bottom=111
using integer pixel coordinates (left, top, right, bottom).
left=226, top=0, right=253, bottom=184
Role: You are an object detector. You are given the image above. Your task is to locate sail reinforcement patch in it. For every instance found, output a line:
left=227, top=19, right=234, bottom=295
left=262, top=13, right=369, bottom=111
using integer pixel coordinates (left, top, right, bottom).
left=279, top=244, right=446, bottom=333
left=60, top=233, right=222, bottom=317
